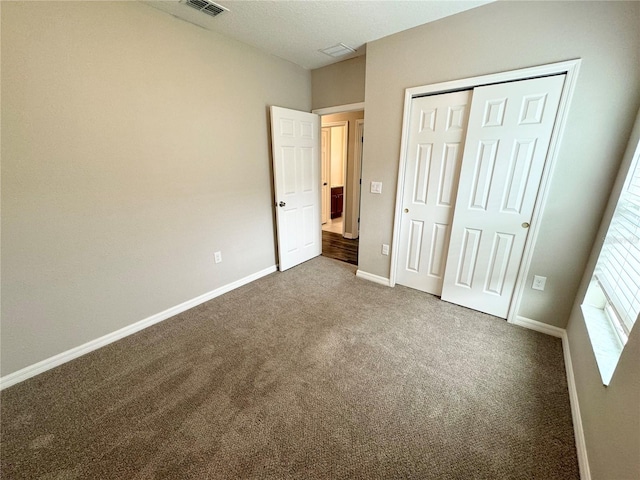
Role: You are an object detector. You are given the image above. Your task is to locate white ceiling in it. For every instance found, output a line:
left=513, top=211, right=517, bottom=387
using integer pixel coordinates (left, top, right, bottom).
left=144, top=0, right=492, bottom=70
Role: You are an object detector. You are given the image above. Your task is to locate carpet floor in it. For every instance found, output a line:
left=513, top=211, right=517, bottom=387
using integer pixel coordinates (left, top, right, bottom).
left=0, top=257, right=579, bottom=479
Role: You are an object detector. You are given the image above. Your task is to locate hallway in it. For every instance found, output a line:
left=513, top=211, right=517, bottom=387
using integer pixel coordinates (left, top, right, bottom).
left=321, top=230, right=358, bottom=265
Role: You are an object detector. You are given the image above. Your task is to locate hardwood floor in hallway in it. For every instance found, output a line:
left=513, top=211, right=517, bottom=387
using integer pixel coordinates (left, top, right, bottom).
left=322, top=231, right=358, bottom=265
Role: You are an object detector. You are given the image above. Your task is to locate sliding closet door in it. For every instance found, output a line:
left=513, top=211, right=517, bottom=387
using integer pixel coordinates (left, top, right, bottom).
left=441, top=75, right=565, bottom=318
left=396, top=90, right=471, bottom=295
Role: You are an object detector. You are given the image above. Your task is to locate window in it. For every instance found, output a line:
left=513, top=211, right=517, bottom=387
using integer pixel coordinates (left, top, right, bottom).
left=582, top=136, right=640, bottom=385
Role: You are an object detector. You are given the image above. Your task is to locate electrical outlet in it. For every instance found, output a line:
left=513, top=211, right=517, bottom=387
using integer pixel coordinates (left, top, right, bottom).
left=382, top=244, right=389, bottom=255
left=532, top=275, right=546, bottom=291
left=214, top=251, right=222, bottom=264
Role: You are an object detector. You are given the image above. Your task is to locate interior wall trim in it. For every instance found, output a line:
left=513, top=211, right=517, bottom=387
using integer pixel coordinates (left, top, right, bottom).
left=1, top=266, right=590, bottom=479
left=514, top=315, right=591, bottom=480
left=0, top=265, right=277, bottom=391
left=312, top=102, right=365, bottom=116
left=562, top=331, right=592, bottom=480
left=355, top=269, right=391, bottom=287
left=512, top=315, right=565, bottom=338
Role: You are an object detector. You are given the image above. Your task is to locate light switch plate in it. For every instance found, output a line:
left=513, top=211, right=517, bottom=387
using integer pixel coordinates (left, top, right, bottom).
left=532, top=275, right=546, bottom=291
left=371, top=181, right=382, bottom=194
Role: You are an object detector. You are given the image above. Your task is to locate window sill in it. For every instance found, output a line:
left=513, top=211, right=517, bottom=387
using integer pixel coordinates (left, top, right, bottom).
left=580, top=304, right=624, bottom=386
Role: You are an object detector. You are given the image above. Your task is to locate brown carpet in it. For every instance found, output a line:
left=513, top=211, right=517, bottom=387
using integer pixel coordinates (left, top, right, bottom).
left=0, top=256, right=579, bottom=479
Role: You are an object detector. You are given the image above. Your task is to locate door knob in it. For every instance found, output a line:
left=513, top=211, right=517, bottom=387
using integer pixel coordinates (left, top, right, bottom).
left=323, top=182, right=328, bottom=186
left=521, top=222, right=530, bottom=229
left=279, top=201, right=286, bottom=207
left=404, top=208, right=409, bottom=213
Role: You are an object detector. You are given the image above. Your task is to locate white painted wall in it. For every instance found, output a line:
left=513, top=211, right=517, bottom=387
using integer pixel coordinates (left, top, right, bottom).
left=1, top=1, right=311, bottom=376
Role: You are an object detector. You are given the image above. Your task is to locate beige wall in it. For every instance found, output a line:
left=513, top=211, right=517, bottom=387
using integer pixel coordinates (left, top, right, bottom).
left=1, top=1, right=311, bottom=375
left=312, top=56, right=366, bottom=110
left=322, top=111, right=365, bottom=238
left=567, top=109, right=640, bottom=480
left=3, top=2, right=639, bottom=475
left=359, top=1, right=640, bottom=329
left=358, top=3, right=640, bottom=476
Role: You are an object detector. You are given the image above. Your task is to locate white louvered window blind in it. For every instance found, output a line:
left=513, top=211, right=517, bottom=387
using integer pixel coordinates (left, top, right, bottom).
left=582, top=136, right=640, bottom=385
left=593, top=145, right=640, bottom=343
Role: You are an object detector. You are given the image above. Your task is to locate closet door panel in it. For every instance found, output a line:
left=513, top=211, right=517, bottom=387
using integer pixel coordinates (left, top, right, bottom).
left=396, top=90, right=472, bottom=295
left=441, top=75, right=565, bottom=318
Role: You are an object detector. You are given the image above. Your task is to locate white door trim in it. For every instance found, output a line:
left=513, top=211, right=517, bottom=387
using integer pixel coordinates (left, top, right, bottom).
left=350, top=119, right=365, bottom=239
left=390, top=59, right=581, bottom=324
left=312, top=102, right=365, bottom=116
left=321, top=127, right=331, bottom=225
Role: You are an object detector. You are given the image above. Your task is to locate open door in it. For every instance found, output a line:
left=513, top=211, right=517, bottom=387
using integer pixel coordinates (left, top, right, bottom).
left=270, top=106, right=321, bottom=271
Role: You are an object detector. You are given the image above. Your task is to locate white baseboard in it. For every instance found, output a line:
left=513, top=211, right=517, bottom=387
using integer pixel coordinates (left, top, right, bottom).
left=511, top=315, right=565, bottom=338
left=343, top=233, right=358, bottom=240
left=0, top=272, right=591, bottom=480
left=511, top=315, right=590, bottom=480
left=561, top=332, right=591, bottom=480
left=355, top=269, right=391, bottom=286
left=0, top=265, right=277, bottom=391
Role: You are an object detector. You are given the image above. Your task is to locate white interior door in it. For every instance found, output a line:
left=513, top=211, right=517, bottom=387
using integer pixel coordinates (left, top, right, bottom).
left=270, top=106, right=321, bottom=271
left=441, top=75, right=565, bottom=317
left=321, top=127, right=330, bottom=224
left=396, top=90, right=471, bottom=295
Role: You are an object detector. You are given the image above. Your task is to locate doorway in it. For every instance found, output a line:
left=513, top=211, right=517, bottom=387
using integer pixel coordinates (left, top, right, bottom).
left=317, top=108, right=364, bottom=265
left=321, top=121, right=348, bottom=236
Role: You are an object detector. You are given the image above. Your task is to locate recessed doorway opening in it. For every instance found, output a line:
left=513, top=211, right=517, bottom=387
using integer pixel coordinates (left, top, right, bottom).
left=316, top=107, right=364, bottom=266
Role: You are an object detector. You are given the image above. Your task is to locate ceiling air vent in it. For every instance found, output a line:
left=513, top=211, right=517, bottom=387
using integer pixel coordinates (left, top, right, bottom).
left=319, top=43, right=356, bottom=58
left=183, top=0, right=228, bottom=18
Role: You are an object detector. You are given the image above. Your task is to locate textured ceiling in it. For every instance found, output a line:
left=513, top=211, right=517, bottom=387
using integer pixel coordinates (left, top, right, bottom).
left=144, top=0, right=492, bottom=70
